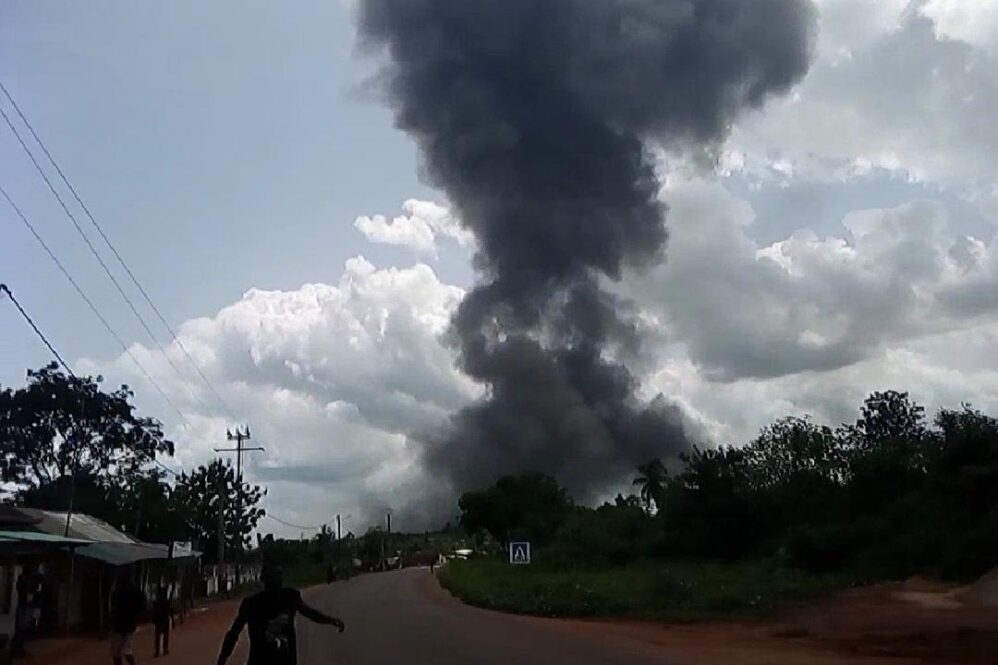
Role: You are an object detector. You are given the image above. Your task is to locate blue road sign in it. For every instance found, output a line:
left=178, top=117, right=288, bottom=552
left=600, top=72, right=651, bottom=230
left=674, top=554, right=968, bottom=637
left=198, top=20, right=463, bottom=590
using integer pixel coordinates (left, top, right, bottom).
left=509, top=541, right=531, bottom=565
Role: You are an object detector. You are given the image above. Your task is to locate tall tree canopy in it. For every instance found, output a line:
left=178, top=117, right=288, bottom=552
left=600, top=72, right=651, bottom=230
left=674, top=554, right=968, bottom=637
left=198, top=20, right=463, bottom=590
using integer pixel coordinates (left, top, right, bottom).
left=173, top=459, right=265, bottom=563
left=0, top=363, right=174, bottom=491
left=458, top=474, right=573, bottom=547
left=632, top=458, right=668, bottom=512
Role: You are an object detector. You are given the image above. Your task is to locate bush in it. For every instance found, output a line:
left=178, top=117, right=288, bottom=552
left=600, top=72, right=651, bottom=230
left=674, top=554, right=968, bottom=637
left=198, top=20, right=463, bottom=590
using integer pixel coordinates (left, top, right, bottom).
left=439, top=557, right=852, bottom=620
left=547, top=501, right=660, bottom=567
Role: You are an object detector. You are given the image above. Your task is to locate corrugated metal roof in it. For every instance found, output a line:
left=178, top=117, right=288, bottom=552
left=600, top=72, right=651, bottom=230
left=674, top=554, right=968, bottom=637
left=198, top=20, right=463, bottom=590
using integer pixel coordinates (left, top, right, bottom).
left=3, top=509, right=201, bottom=565
left=0, top=530, right=91, bottom=546
left=0, top=505, right=41, bottom=526
left=75, top=542, right=200, bottom=566
left=17, top=508, right=137, bottom=543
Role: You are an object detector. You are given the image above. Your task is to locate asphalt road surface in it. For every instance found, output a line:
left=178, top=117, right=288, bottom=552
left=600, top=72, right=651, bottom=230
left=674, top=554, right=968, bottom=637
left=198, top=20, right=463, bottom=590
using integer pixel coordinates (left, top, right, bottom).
left=297, top=567, right=673, bottom=665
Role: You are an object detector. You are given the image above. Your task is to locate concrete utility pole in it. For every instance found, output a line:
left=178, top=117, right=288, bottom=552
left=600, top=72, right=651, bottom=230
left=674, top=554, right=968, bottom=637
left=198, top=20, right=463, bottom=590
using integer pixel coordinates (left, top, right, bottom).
left=382, top=510, right=393, bottom=571
left=215, top=427, right=264, bottom=585
left=217, top=478, right=226, bottom=565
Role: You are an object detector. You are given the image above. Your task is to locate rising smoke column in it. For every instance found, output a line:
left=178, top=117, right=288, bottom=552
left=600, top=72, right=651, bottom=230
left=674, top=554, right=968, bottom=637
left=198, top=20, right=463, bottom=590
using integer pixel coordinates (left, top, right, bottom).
left=359, top=0, right=815, bottom=497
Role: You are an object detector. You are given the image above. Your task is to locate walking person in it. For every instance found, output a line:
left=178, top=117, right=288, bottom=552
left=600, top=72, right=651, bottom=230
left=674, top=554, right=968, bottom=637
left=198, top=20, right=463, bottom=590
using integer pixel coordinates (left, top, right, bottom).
left=216, top=562, right=345, bottom=665
left=109, top=570, right=145, bottom=665
left=151, top=587, right=174, bottom=657
left=11, top=564, right=38, bottom=657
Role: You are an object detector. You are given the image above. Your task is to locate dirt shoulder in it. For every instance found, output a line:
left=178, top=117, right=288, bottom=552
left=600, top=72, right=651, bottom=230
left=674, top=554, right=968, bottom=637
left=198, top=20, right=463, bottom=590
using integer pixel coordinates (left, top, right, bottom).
left=544, top=578, right=998, bottom=665
left=35, top=572, right=998, bottom=665
left=27, top=595, right=248, bottom=665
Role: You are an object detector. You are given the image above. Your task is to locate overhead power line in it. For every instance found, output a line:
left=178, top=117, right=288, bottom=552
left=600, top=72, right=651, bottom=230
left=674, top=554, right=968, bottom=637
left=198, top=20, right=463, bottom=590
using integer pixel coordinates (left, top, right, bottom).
left=0, top=283, right=75, bottom=376
left=262, top=513, right=322, bottom=531
left=0, top=106, right=213, bottom=419
left=0, top=80, right=237, bottom=421
left=1, top=281, right=181, bottom=475
left=1, top=186, right=193, bottom=428
left=155, top=458, right=181, bottom=477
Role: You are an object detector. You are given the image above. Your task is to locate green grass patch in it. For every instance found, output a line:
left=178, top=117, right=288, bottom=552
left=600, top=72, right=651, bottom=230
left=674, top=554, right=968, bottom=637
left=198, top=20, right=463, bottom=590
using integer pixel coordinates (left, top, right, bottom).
left=438, top=557, right=854, bottom=621
left=284, top=561, right=331, bottom=589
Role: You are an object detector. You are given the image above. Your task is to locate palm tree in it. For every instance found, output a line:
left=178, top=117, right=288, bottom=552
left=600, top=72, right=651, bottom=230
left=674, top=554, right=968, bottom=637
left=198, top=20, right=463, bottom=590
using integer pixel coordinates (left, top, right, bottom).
left=633, top=458, right=668, bottom=512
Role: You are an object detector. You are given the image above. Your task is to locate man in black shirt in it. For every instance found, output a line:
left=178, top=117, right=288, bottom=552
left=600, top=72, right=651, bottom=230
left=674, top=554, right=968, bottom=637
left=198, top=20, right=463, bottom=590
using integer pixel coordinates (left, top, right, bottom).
left=216, top=563, right=344, bottom=665
left=109, top=571, right=146, bottom=665
left=11, top=564, right=38, bottom=656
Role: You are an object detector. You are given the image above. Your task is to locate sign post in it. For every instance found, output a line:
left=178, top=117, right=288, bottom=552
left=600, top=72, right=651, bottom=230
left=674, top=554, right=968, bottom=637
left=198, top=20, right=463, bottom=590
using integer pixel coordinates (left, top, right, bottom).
left=509, top=541, right=531, bottom=565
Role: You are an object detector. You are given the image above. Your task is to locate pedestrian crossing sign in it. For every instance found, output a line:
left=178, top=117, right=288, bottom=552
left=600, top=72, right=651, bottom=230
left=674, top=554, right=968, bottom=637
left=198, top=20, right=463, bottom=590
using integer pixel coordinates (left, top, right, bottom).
left=509, top=541, right=531, bottom=565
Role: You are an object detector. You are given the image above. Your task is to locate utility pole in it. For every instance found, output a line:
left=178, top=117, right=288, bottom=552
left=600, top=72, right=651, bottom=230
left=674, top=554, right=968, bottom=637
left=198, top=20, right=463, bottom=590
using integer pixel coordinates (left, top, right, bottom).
left=215, top=427, right=264, bottom=585
left=382, top=510, right=392, bottom=571
left=217, top=477, right=225, bottom=565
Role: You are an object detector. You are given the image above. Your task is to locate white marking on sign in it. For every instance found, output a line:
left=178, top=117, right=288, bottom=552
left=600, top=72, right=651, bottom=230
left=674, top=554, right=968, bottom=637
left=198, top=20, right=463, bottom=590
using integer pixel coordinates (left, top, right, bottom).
left=509, top=541, right=531, bottom=565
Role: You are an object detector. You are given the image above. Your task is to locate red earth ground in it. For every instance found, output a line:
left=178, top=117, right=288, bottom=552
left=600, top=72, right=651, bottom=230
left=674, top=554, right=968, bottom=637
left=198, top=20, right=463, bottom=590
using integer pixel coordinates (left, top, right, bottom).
left=31, top=570, right=998, bottom=665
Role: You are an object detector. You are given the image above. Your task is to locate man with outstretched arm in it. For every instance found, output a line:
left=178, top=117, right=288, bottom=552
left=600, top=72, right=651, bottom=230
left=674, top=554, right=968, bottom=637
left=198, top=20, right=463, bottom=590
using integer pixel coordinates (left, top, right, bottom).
left=217, top=563, right=345, bottom=665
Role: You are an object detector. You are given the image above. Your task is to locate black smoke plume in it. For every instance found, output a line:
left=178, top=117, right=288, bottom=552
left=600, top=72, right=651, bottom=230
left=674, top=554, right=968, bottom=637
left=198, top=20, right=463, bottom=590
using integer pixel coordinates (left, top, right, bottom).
left=359, top=0, right=815, bottom=497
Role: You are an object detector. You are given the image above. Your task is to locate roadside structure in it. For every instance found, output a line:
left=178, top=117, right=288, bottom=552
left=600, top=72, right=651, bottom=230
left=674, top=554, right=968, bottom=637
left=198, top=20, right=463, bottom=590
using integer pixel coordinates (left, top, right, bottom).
left=0, top=506, right=201, bottom=644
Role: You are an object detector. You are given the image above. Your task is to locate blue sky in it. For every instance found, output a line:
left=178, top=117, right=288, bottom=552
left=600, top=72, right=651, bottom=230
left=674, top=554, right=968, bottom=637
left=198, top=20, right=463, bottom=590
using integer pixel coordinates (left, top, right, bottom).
left=0, top=0, right=471, bottom=387
left=3, top=0, right=998, bottom=534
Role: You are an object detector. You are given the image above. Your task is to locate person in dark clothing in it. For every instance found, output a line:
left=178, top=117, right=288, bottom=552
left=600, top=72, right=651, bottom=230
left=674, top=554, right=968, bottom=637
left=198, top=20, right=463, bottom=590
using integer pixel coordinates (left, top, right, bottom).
left=151, top=587, right=174, bottom=657
left=216, top=563, right=344, bottom=665
left=109, top=571, right=145, bottom=665
left=11, top=565, right=37, bottom=657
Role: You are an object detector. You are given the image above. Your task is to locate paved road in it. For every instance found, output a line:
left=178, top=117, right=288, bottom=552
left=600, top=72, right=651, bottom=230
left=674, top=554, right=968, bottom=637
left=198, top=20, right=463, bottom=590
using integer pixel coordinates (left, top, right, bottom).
left=297, top=567, right=672, bottom=665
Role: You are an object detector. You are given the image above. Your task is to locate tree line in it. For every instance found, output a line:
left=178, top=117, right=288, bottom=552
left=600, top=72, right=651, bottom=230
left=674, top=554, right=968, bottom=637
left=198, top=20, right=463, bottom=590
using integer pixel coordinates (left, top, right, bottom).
left=0, top=364, right=263, bottom=560
left=459, top=390, right=998, bottom=581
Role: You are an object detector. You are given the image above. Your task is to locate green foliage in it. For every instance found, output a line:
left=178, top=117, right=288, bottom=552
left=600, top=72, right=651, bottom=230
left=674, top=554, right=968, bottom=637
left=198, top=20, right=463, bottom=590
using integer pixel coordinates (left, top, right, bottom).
left=458, top=473, right=573, bottom=546
left=632, top=458, right=668, bottom=511
left=439, top=557, right=851, bottom=620
left=173, top=459, right=265, bottom=562
left=548, top=496, right=659, bottom=566
left=0, top=363, right=174, bottom=490
left=660, top=445, right=760, bottom=559
left=454, top=391, right=998, bottom=586
left=1, top=364, right=182, bottom=541
left=654, top=392, right=998, bottom=581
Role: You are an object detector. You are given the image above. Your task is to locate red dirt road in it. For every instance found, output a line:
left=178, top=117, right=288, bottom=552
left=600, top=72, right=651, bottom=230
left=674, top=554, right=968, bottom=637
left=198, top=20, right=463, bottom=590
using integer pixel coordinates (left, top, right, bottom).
left=37, top=568, right=998, bottom=665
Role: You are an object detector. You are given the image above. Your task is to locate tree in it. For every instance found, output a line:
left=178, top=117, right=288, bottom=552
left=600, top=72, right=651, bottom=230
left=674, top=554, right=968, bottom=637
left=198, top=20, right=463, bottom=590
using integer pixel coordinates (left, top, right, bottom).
left=632, top=458, right=668, bottom=512
left=173, top=459, right=265, bottom=563
left=0, top=364, right=174, bottom=492
left=550, top=497, right=658, bottom=566
left=659, top=445, right=759, bottom=559
left=1, top=364, right=178, bottom=541
left=924, top=406, right=998, bottom=576
left=746, top=416, right=844, bottom=488
left=112, top=468, right=188, bottom=543
left=358, top=527, right=385, bottom=569
left=458, top=474, right=573, bottom=547
left=841, top=391, right=930, bottom=510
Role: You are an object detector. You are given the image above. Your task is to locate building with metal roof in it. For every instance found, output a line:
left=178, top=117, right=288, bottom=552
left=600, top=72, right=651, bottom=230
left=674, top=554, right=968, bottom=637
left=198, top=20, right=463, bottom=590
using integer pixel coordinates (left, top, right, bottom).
left=15, top=508, right=138, bottom=544
left=0, top=507, right=201, bottom=639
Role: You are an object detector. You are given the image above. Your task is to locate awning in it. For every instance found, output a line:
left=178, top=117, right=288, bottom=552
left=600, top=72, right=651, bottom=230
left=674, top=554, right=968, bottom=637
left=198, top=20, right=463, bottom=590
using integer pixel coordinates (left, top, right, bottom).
left=76, top=542, right=200, bottom=566
left=0, top=531, right=91, bottom=546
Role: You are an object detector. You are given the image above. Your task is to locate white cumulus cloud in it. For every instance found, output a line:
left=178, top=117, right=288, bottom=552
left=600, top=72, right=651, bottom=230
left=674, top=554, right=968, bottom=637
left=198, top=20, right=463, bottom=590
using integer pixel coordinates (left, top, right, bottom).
left=921, top=0, right=998, bottom=51
left=728, top=3, right=998, bottom=219
left=82, top=256, right=475, bottom=533
left=353, top=199, right=474, bottom=255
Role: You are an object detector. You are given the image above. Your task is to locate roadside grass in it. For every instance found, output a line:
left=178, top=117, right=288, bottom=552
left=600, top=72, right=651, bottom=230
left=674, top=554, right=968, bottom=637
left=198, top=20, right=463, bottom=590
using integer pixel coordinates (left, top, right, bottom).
left=284, top=560, right=331, bottom=588
left=438, top=557, right=855, bottom=621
